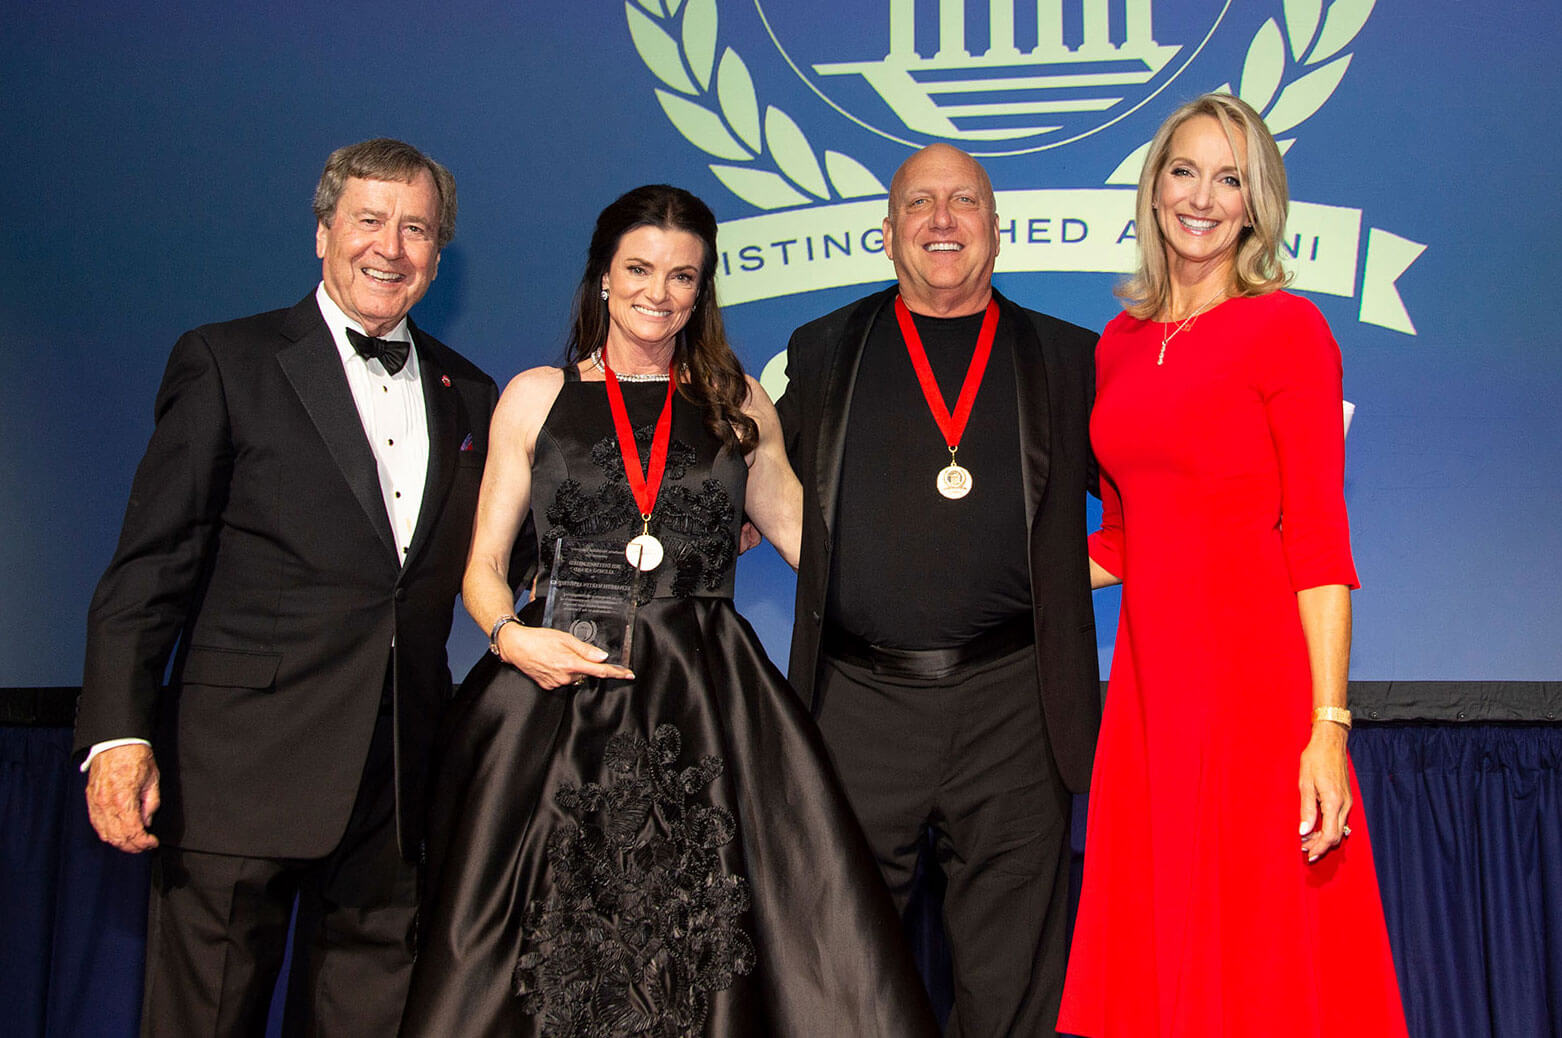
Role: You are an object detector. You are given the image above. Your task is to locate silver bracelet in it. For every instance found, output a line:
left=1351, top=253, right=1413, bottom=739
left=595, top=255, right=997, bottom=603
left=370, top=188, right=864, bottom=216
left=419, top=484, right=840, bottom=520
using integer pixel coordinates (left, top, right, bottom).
left=488, top=614, right=522, bottom=655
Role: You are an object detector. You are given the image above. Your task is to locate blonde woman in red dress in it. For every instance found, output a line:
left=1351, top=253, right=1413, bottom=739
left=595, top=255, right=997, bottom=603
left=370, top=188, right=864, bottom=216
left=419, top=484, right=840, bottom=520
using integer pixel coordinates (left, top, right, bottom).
left=1058, top=93, right=1409, bottom=1037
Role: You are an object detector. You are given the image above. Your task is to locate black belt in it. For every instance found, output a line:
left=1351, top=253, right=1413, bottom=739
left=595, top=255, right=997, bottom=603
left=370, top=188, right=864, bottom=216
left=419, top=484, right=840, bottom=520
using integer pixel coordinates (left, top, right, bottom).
left=822, top=616, right=1034, bottom=680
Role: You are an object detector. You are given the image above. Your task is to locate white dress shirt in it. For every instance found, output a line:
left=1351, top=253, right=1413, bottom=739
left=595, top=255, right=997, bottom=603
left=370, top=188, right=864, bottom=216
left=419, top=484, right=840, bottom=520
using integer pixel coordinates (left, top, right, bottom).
left=315, top=283, right=429, bottom=561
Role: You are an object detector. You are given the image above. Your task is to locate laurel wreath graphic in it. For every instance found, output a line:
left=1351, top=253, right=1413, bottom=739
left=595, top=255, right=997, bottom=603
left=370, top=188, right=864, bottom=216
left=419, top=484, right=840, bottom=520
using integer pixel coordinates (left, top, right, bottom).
left=629, top=0, right=1375, bottom=206
left=1106, top=0, right=1378, bottom=183
left=625, top=0, right=886, bottom=210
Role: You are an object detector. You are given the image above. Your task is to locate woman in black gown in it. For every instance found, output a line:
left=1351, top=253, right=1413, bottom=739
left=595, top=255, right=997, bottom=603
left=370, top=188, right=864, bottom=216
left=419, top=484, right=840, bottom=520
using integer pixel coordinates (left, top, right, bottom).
left=399, top=185, right=937, bottom=1037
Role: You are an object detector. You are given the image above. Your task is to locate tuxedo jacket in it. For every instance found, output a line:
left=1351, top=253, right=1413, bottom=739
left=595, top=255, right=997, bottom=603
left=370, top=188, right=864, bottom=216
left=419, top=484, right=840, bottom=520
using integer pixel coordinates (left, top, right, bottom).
left=77, top=294, right=498, bottom=860
left=775, top=285, right=1101, bottom=793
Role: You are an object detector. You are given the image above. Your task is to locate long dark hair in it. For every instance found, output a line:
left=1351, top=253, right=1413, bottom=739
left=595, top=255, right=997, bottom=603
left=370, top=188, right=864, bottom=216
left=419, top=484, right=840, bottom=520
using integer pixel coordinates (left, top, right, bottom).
left=565, top=184, right=757, bottom=452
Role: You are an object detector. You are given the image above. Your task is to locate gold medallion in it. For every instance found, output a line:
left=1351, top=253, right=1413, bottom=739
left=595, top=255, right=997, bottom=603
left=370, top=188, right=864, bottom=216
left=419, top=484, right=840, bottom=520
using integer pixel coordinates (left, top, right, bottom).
left=626, top=533, right=664, bottom=571
left=936, top=463, right=972, bottom=500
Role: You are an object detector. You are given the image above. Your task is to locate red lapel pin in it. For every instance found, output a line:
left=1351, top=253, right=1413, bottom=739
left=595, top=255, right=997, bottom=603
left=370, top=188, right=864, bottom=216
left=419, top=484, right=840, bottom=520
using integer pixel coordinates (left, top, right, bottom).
left=440, top=374, right=452, bottom=388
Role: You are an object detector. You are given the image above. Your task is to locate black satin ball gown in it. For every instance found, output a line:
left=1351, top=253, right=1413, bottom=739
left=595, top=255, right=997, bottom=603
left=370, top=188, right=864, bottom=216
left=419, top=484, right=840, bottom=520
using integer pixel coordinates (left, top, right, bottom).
left=399, top=367, right=937, bottom=1037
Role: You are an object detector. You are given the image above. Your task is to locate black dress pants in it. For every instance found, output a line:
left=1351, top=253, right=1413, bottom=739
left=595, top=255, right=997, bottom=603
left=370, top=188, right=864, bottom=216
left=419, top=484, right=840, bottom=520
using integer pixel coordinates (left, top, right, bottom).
left=816, top=646, right=1072, bottom=1038
left=140, top=708, right=417, bottom=1037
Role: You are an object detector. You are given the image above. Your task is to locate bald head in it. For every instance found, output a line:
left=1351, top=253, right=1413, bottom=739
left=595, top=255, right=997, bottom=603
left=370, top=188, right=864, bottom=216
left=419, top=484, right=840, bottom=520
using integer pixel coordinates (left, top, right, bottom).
left=888, top=144, right=996, bottom=216
left=882, top=145, right=1001, bottom=316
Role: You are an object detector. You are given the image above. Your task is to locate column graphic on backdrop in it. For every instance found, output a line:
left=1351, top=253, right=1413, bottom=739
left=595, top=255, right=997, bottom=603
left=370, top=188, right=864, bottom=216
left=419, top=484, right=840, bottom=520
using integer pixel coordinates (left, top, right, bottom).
left=620, top=0, right=1419, bottom=394
left=812, top=0, right=1183, bottom=144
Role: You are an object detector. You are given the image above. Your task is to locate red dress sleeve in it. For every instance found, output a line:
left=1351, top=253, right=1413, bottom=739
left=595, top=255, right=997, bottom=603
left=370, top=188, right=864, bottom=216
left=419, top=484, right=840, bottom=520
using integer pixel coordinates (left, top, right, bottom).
left=1088, top=471, right=1126, bottom=580
left=1087, top=322, right=1126, bottom=579
left=1260, top=296, right=1360, bottom=591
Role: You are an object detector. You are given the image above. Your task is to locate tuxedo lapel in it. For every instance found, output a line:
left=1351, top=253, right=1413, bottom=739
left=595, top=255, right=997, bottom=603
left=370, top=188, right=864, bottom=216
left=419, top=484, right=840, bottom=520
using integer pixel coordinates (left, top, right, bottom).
left=276, top=297, right=399, bottom=558
left=1000, top=291, right=1053, bottom=528
left=816, top=287, right=895, bottom=538
left=402, top=327, right=457, bottom=572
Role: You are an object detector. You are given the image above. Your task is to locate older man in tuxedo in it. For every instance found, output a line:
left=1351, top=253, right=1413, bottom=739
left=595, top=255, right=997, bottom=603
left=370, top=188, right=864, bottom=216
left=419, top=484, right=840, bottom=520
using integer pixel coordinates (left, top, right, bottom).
left=77, top=138, right=505, bottom=1035
left=776, top=143, right=1101, bottom=1035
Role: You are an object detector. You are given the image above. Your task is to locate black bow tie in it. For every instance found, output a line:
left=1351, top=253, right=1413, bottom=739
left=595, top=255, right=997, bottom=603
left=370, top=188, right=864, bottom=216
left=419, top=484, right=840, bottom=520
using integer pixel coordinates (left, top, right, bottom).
left=345, top=327, right=411, bottom=375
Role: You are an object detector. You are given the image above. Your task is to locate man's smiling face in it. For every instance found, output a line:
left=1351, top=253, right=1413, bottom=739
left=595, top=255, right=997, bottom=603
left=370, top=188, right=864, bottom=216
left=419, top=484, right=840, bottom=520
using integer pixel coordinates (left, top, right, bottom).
left=882, top=144, right=1000, bottom=316
left=316, top=171, right=441, bottom=337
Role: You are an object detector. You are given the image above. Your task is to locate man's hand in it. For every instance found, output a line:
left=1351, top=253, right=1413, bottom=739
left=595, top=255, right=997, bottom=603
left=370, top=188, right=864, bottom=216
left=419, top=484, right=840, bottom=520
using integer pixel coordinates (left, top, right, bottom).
left=738, top=521, right=763, bottom=554
left=85, top=743, right=161, bottom=853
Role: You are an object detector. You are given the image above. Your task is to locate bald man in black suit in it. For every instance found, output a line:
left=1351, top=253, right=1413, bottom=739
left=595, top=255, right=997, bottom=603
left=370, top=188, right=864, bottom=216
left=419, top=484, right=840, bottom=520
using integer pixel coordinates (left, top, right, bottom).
left=776, top=144, right=1101, bottom=1036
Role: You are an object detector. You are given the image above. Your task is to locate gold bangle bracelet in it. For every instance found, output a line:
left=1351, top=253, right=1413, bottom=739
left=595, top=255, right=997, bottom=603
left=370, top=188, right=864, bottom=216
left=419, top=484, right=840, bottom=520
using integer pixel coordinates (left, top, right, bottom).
left=1312, top=705, right=1353, bottom=728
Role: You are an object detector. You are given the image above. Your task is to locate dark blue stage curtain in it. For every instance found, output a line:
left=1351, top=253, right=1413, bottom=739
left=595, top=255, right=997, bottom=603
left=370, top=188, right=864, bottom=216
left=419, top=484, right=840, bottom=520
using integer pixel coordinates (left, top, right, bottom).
left=0, top=726, right=148, bottom=1038
left=4, top=721, right=1558, bottom=1036
left=1352, top=724, right=1562, bottom=1038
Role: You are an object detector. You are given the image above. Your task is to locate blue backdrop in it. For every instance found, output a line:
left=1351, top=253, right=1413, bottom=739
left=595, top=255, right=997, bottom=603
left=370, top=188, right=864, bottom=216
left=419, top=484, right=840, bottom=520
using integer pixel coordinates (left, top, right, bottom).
left=3, top=0, right=1559, bottom=685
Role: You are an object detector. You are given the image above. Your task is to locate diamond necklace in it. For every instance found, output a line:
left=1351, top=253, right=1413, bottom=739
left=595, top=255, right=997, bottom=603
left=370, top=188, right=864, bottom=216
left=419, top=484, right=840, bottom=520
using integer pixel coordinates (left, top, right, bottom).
left=588, top=347, right=671, bottom=382
left=1157, top=288, right=1227, bottom=366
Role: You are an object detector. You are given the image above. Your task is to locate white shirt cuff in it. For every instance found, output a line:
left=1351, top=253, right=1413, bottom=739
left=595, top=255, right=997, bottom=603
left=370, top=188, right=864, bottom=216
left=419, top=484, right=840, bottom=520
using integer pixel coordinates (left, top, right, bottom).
left=81, top=738, right=152, bottom=773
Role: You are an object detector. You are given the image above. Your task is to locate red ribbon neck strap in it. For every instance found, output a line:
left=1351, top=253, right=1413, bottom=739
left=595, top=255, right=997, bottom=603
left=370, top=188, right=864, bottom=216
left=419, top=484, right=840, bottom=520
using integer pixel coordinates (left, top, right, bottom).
left=601, top=351, right=677, bottom=522
left=894, top=296, right=1000, bottom=452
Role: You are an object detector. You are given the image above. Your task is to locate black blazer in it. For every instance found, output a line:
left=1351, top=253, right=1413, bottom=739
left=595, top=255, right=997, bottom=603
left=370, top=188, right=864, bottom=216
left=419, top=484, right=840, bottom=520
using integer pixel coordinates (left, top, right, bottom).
left=775, top=286, right=1102, bottom=793
left=77, top=294, right=497, bottom=860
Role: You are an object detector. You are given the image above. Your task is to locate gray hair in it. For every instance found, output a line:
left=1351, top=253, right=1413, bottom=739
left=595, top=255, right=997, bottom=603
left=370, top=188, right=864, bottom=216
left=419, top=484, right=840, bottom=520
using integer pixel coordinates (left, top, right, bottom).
left=312, top=138, right=457, bottom=249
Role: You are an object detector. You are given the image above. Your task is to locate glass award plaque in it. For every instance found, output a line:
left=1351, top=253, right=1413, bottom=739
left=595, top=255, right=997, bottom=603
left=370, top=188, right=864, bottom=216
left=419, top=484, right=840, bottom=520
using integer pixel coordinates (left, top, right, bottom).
left=541, top=537, right=639, bottom=667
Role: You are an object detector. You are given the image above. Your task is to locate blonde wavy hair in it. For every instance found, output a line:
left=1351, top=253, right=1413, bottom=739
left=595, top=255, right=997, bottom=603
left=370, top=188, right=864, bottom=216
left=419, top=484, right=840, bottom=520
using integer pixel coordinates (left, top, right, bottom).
left=1119, top=93, right=1291, bottom=319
